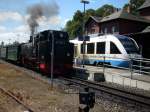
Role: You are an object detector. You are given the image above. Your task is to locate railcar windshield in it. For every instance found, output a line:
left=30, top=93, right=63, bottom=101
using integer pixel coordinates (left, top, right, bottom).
left=116, top=35, right=139, bottom=54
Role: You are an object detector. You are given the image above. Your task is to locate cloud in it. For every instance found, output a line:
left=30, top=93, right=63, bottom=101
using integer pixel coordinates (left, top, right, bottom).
left=0, top=11, right=67, bottom=44
left=36, top=16, right=63, bottom=31
left=0, top=11, right=23, bottom=22
left=0, top=26, right=7, bottom=33
left=14, top=25, right=30, bottom=33
left=0, top=32, right=29, bottom=44
left=47, top=16, right=61, bottom=25
left=62, top=18, right=71, bottom=27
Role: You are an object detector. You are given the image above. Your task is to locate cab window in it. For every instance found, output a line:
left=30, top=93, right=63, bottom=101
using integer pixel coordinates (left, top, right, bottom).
left=110, top=42, right=121, bottom=54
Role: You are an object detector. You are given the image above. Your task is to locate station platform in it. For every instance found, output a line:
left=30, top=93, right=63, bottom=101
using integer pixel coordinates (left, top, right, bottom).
left=73, top=65, right=150, bottom=91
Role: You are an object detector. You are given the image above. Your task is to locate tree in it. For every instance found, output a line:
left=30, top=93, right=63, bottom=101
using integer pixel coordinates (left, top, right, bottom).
left=65, top=4, right=117, bottom=39
left=65, top=9, right=96, bottom=38
left=123, top=0, right=145, bottom=15
left=85, top=9, right=96, bottom=20
left=96, top=4, right=116, bottom=17
left=0, top=41, right=4, bottom=47
left=73, top=10, right=83, bottom=22
left=12, top=41, right=19, bottom=45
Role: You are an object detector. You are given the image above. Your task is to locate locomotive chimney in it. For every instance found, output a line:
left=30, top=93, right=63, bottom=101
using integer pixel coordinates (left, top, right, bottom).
left=27, top=1, right=59, bottom=45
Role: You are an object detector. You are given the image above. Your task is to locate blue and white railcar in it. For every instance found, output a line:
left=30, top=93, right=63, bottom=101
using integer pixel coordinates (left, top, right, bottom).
left=70, top=34, right=141, bottom=68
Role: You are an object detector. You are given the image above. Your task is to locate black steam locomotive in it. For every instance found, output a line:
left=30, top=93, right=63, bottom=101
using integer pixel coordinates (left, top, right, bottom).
left=0, top=30, right=74, bottom=76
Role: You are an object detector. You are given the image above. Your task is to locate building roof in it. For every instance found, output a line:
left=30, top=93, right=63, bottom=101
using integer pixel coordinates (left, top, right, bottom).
left=100, top=10, right=150, bottom=23
left=86, top=16, right=101, bottom=23
left=85, top=16, right=102, bottom=26
left=138, top=0, right=150, bottom=10
left=90, top=16, right=102, bottom=23
left=142, top=26, right=150, bottom=32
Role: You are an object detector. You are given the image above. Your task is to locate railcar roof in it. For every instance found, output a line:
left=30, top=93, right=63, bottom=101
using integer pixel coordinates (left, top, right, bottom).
left=70, top=34, right=129, bottom=43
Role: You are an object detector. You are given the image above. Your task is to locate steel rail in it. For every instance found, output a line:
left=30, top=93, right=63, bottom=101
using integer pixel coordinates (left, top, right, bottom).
left=61, top=77, right=150, bottom=107
left=0, top=87, right=34, bottom=112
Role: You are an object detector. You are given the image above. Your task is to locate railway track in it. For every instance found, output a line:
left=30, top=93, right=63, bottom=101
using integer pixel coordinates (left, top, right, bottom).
left=1, top=60, right=150, bottom=111
left=0, top=87, right=34, bottom=112
left=60, top=77, right=150, bottom=108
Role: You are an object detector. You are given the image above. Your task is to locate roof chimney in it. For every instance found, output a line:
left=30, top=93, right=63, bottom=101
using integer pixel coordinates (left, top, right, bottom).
left=126, top=5, right=130, bottom=13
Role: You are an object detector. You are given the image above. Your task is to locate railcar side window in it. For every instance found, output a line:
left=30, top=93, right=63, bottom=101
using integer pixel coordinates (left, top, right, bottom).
left=96, top=42, right=105, bottom=54
left=110, top=42, right=121, bottom=54
left=87, top=43, right=94, bottom=54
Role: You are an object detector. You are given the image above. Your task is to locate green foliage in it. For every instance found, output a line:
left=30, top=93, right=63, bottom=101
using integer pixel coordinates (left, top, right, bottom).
left=65, top=9, right=96, bottom=39
left=123, top=0, right=145, bottom=15
left=0, top=41, right=4, bottom=47
left=65, top=1, right=146, bottom=39
left=96, top=4, right=116, bottom=17
left=12, top=41, right=19, bottom=45
left=85, top=9, right=96, bottom=20
left=65, top=4, right=116, bottom=39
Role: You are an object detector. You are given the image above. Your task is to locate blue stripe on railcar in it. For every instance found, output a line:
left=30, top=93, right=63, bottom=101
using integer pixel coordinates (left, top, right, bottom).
left=76, top=58, right=129, bottom=68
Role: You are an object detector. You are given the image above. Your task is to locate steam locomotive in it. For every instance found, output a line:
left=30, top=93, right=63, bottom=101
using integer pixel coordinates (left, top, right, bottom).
left=0, top=30, right=74, bottom=76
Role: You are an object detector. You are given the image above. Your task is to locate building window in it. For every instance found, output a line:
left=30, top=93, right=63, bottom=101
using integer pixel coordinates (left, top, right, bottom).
left=91, top=29, right=95, bottom=34
left=96, top=42, right=105, bottom=54
left=112, top=26, right=115, bottom=33
left=104, top=28, right=108, bottom=34
left=87, top=43, right=94, bottom=54
left=110, top=42, right=121, bottom=54
left=112, top=26, right=118, bottom=34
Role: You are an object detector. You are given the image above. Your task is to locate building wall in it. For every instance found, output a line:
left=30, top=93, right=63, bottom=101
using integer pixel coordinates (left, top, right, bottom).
left=139, top=8, right=150, bottom=20
left=86, top=18, right=150, bottom=35
left=119, top=19, right=149, bottom=34
left=85, top=20, right=100, bottom=35
left=100, top=20, right=119, bottom=34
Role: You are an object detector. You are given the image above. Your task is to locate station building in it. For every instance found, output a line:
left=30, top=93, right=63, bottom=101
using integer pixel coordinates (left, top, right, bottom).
left=85, top=0, right=150, bottom=58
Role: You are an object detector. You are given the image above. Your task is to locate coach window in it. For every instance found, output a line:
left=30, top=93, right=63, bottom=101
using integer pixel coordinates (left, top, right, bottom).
left=96, top=42, right=105, bottom=54
left=110, top=42, right=121, bottom=54
left=87, top=43, right=94, bottom=54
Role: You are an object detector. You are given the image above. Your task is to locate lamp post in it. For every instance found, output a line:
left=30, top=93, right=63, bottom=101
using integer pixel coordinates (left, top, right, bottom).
left=51, top=31, right=54, bottom=89
left=80, top=0, right=89, bottom=68
left=48, top=31, right=54, bottom=89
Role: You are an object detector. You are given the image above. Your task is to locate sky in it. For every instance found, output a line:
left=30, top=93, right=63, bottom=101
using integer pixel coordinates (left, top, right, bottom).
left=0, top=0, right=129, bottom=44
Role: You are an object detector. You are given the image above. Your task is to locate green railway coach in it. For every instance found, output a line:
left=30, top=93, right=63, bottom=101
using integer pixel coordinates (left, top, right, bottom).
left=0, top=47, right=7, bottom=59
left=7, top=45, right=21, bottom=62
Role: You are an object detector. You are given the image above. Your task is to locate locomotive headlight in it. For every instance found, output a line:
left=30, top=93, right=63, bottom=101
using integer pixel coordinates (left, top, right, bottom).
left=67, top=53, right=70, bottom=56
left=60, top=33, right=63, bottom=38
left=41, top=55, right=44, bottom=59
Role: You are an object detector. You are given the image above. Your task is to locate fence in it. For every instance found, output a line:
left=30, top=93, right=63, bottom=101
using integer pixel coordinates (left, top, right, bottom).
left=74, top=56, right=150, bottom=90
left=103, top=56, right=150, bottom=90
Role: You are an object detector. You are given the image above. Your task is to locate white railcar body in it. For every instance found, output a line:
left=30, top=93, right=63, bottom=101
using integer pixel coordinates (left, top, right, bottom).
left=70, top=34, right=141, bottom=68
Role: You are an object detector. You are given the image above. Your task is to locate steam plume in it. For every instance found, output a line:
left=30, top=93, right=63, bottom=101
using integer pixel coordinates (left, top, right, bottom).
left=27, top=1, right=59, bottom=35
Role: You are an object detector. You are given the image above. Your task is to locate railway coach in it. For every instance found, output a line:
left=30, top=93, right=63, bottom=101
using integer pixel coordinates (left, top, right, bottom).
left=7, top=45, right=21, bottom=63
left=0, top=47, right=7, bottom=59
